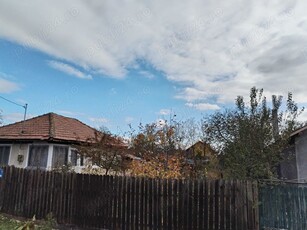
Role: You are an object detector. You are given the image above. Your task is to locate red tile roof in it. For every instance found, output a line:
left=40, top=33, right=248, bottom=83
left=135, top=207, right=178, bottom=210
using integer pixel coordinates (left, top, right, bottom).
left=0, top=113, right=98, bottom=143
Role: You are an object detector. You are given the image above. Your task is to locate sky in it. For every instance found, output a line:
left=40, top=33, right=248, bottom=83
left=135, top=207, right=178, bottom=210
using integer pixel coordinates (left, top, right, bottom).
left=1, top=0, right=307, bottom=134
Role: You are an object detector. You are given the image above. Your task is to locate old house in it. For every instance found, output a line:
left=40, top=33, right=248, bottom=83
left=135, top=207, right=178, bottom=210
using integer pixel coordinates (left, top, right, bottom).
left=185, top=141, right=221, bottom=179
left=279, top=125, right=307, bottom=182
left=0, top=113, right=103, bottom=172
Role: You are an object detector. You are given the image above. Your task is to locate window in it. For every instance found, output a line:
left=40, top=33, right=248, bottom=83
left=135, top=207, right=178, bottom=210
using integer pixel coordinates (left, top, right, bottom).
left=28, top=145, right=48, bottom=168
left=52, top=146, right=68, bottom=168
left=0, top=146, right=10, bottom=166
left=70, top=149, right=78, bottom=166
left=80, top=155, right=84, bottom=166
left=70, top=149, right=84, bottom=166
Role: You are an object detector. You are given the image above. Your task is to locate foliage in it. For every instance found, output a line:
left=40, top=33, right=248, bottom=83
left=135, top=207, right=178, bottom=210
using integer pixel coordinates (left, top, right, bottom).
left=201, top=87, right=304, bottom=180
left=0, top=213, right=56, bottom=230
left=128, top=119, right=179, bottom=158
left=0, top=214, right=23, bottom=229
left=127, top=118, right=191, bottom=179
left=16, top=215, right=36, bottom=230
left=75, top=129, right=128, bottom=175
left=130, top=153, right=191, bottom=179
left=52, top=163, right=75, bottom=174
left=128, top=118, right=220, bottom=179
left=39, top=213, right=57, bottom=230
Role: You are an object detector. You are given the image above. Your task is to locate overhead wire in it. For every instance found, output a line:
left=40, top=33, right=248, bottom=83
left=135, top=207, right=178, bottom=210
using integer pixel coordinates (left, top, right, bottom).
left=0, top=95, right=26, bottom=108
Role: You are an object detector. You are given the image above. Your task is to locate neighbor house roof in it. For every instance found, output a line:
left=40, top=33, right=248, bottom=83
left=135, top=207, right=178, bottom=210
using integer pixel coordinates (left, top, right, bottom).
left=291, top=124, right=307, bottom=137
left=0, top=113, right=98, bottom=143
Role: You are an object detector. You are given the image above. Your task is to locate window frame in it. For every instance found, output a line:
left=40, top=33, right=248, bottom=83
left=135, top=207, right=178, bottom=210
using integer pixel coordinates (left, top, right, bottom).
left=52, top=145, right=69, bottom=168
left=27, top=144, right=49, bottom=169
left=69, top=148, right=84, bottom=167
left=0, top=144, right=11, bottom=166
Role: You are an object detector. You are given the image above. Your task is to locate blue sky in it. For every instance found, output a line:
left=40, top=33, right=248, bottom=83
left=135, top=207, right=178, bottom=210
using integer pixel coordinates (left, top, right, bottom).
left=1, top=1, right=307, bottom=133
left=0, top=38, right=200, bottom=133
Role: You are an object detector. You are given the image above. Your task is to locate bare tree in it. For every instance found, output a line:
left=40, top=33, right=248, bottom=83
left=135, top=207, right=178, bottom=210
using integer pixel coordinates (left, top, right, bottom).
left=76, top=129, right=128, bottom=175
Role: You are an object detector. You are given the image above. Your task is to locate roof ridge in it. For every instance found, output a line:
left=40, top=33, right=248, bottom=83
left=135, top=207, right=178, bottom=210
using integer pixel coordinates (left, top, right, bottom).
left=291, top=124, right=307, bottom=137
left=0, top=113, right=51, bottom=128
left=52, top=113, right=99, bottom=133
left=0, top=112, right=114, bottom=143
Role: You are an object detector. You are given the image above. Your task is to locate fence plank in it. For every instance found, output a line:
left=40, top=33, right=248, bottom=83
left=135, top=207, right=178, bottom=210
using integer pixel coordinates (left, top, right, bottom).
left=167, top=179, right=172, bottom=230
left=172, top=179, right=178, bottom=230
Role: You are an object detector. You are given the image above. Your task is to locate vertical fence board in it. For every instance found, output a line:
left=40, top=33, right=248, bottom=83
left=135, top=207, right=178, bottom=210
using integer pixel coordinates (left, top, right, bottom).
left=209, top=180, right=214, bottom=229
left=162, top=179, right=167, bottom=230
left=167, top=179, right=172, bottom=230
left=198, top=180, right=204, bottom=230
left=172, top=180, right=178, bottom=230
left=219, top=180, right=225, bottom=230
left=192, top=180, right=198, bottom=230
left=143, top=177, right=148, bottom=230
left=214, top=180, right=220, bottom=230
left=184, top=179, right=188, bottom=230
left=177, top=179, right=183, bottom=230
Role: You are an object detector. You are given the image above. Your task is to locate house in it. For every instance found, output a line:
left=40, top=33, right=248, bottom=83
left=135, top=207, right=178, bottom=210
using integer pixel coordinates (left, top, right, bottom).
left=0, top=112, right=109, bottom=172
left=279, top=125, right=307, bottom=182
left=185, top=141, right=221, bottom=179
left=185, top=140, right=216, bottom=163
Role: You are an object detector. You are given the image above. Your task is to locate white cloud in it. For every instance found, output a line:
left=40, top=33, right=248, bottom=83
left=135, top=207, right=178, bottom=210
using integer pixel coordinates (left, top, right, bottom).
left=1, top=1, right=307, bottom=105
left=298, top=109, right=307, bottom=123
left=0, top=78, right=19, bottom=93
left=48, top=60, right=92, bottom=79
left=2, top=113, right=34, bottom=124
left=124, top=116, right=134, bottom=124
left=158, top=109, right=171, bottom=115
left=139, top=70, right=155, bottom=79
left=186, top=102, right=220, bottom=111
left=57, top=110, right=85, bottom=116
left=89, top=117, right=108, bottom=123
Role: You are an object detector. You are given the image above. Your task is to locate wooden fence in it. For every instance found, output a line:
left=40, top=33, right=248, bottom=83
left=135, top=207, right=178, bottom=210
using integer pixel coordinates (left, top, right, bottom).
left=259, top=182, right=307, bottom=230
left=0, top=166, right=259, bottom=229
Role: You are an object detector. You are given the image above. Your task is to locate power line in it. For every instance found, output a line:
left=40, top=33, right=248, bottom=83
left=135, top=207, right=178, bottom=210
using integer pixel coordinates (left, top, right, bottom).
left=0, top=95, right=28, bottom=130
left=0, top=95, right=26, bottom=108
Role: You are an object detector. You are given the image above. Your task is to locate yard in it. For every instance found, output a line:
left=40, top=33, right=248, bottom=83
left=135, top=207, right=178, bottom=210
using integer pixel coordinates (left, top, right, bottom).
left=0, top=213, right=55, bottom=230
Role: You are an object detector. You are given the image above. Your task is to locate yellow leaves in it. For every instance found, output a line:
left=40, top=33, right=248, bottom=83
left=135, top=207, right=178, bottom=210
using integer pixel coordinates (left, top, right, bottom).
left=130, top=154, right=187, bottom=179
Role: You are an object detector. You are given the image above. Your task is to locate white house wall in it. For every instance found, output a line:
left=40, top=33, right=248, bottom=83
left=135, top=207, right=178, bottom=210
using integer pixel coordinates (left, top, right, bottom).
left=295, top=132, right=307, bottom=182
left=9, top=143, right=28, bottom=168
left=7, top=142, right=86, bottom=172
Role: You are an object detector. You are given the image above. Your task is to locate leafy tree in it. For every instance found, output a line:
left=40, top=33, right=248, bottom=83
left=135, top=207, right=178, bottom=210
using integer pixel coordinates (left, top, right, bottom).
left=76, top=129, right=128, bottom=175
left=128, top=118, right=221, bottom=179
left=128, top=117, right=182, bottom=159
left=130, top=154, right=191, bottom=179
left=127, top=118, right=194, bottom=178
left=201, top=87, right=304, bottom=180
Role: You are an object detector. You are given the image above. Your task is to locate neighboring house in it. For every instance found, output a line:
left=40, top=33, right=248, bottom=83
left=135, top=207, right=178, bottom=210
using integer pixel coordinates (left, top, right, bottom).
left=185, top=140, right=216, bottom=164
left=0, top=112, right=104, bottom=172
left=279, top=125, right=307, bottom=182
left=185, top=141, right=221, bottom=179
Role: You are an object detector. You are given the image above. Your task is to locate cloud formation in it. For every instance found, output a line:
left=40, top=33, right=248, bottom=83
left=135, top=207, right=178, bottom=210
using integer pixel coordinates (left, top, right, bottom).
left=1, top=0, right=307, bottom=108
left=186, top=102, right=220, bottom=111
left=158, top=109, right=171, bottom=115
left=48, top=60, right=92, bottom=79
left=0, top=78, right=19, bottom=93
left=89, top=117, right=108, bottom=123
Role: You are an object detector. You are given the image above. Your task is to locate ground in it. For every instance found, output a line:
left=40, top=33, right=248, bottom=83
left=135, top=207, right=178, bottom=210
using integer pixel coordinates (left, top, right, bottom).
left=0, top=213, right=55, bottom=230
